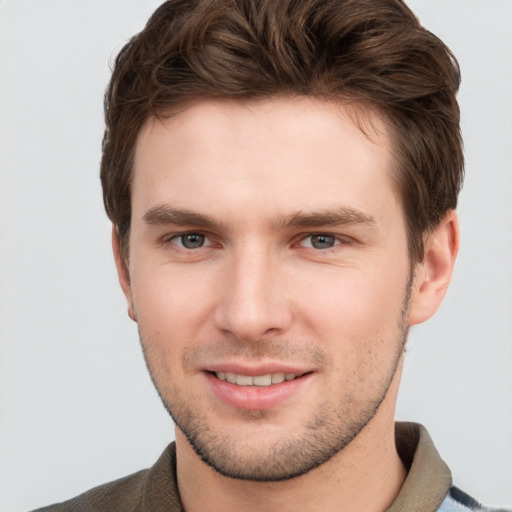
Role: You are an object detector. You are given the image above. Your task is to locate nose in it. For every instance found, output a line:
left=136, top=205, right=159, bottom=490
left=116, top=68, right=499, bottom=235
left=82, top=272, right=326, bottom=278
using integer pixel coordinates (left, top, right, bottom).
left=213, top=245, right=293, bottom=342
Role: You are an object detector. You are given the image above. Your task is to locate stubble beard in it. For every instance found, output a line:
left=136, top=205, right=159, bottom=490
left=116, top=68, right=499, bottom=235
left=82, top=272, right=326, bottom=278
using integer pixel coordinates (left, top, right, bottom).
left=139, top=276, right=413, bottom=482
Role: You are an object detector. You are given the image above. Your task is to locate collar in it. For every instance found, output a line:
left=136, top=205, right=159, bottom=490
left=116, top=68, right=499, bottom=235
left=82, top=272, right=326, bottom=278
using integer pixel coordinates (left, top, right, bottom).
left=386, top=422, right=452, bottom=512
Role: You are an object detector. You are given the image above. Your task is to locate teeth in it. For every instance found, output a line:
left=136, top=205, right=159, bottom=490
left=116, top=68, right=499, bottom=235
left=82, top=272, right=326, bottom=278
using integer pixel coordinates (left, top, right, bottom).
left=236, top=374, right=253, bottom=386
left=253, top=374, right=272, bottom=386
left=215, top=372, right=298, bottom=386
left=271, top=373, right=285, bottom=384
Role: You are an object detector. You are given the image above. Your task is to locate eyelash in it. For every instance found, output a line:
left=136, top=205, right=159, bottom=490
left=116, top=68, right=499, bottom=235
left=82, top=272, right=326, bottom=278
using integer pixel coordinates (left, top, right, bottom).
left=162, top=231, right=351, bottom=252
left=163, top=232, right=214, bottom=250
left=297, top=233, right=344, bottom=250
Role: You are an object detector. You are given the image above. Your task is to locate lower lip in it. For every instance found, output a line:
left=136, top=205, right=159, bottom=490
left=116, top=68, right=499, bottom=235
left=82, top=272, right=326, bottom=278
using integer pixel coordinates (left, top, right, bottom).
left=204, top=372, right=312, bottom=410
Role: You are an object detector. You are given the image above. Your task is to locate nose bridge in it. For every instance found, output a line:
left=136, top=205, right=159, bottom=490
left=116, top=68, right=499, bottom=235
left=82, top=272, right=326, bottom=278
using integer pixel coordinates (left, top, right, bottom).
left=214, top=241, right=290, bottom=341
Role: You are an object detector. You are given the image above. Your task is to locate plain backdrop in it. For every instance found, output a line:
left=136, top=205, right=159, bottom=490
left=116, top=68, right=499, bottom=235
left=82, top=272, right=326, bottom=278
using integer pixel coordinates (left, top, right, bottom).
left=0, top=1, right=511, bottom=511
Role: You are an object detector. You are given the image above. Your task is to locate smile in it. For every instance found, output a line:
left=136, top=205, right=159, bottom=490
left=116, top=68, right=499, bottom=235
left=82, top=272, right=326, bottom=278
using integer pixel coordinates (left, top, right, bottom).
left=206, top=369, right=313, bottom=409
left=214, top=372, right=300, bottom=387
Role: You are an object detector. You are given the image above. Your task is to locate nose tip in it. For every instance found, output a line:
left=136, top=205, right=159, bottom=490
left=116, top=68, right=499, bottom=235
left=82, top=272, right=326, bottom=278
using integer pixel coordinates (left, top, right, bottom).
left=215, top=304, right=282, bottom=342
left=213, top=255, right=292, bottom=342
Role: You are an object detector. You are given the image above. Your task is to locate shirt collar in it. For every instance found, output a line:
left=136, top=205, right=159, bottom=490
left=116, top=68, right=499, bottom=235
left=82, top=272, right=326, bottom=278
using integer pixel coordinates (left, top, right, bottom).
left=386, top=422, right=452, bottom=512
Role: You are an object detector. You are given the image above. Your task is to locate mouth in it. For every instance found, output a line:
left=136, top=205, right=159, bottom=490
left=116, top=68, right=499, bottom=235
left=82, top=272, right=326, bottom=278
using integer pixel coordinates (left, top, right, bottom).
left=213, top=371, right=304, bottom=387
left=205, top=368, right=313, bottom=410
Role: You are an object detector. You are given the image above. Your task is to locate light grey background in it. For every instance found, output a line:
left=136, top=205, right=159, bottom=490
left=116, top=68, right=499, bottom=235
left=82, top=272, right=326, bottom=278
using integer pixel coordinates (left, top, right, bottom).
left=0, top=1, right=511, bottom=511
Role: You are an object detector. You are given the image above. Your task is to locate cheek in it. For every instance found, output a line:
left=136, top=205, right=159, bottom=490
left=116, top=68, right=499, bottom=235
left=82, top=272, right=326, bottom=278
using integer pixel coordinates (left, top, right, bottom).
left=130, top=257, right=221, bottom=336
left=293, top=265, right=409, bottom=374
left=298, top=268, right=405, bottom=327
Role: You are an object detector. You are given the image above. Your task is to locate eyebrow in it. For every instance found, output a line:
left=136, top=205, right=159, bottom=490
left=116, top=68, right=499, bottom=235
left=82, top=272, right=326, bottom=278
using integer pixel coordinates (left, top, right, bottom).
left=143, top=205, right=220, bottom=229
left=274, top=208, right=376, bottom=229
left=143, top=204, right=375, bottom=231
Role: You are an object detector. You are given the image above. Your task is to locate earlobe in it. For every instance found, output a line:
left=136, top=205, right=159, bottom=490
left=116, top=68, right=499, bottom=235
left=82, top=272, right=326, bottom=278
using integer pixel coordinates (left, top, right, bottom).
left=112, top=226, right=138, bottom=323
left=408, top=210, right=460, bottom=326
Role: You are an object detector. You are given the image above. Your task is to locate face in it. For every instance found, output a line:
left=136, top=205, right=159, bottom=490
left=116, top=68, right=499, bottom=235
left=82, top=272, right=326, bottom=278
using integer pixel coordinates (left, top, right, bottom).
left=124, top=96, right=413, bottom=481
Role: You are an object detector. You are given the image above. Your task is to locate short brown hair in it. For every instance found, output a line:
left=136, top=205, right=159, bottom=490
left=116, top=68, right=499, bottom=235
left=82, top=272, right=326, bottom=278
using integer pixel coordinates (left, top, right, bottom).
left=101, top=0, right=463, bottom=263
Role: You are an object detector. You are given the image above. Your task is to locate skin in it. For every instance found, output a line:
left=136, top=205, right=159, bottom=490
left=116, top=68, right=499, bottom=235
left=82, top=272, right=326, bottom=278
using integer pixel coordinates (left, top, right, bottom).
left=114, top=96, right=459, bottom=512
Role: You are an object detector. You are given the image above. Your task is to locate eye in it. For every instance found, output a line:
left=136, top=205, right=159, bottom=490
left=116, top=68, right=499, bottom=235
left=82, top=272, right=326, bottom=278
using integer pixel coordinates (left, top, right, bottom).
left=300, top=234, right=340, bottom=250
left=171, top=232, right=207, bottom=249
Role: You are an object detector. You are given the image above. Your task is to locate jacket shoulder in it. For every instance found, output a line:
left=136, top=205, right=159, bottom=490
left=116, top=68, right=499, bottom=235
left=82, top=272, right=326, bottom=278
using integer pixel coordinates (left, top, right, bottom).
left=31, top=468, right=149, bottom=512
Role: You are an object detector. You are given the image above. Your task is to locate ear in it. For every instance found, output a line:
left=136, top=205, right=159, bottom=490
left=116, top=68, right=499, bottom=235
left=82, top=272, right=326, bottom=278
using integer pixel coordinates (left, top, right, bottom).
left=408, top=210, right=460, bottom=326
left=112, top=226, right=137, bottom=323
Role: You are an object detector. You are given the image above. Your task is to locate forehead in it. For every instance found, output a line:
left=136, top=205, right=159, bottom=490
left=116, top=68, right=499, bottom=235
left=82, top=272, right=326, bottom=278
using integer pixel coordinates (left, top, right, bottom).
left=137, top=96, right=390, bottom=157
left=131, top=96, right=398, bottom=224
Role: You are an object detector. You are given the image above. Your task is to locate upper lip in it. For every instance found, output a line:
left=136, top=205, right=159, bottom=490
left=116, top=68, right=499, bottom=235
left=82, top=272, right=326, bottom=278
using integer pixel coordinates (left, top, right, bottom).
left=204, top=362, right=313, bottom=376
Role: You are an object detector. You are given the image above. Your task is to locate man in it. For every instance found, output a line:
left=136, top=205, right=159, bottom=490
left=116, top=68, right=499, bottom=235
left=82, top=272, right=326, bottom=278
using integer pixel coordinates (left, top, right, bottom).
left=33, top=1, right=506, bottom=511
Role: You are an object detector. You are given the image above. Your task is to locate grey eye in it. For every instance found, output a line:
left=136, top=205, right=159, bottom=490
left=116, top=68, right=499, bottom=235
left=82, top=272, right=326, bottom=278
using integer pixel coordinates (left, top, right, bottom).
left=309, top=234, right=337, bottom=249
left=179, top=233, right=206, bottom=249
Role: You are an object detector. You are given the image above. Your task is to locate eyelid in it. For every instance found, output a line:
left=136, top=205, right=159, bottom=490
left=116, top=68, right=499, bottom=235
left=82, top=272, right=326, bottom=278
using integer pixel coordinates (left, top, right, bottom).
left=161, top=230, right=215, bottom=249
left=159, top=230, right=353, bottom=250
left=295, top=232, right=352, bottom=249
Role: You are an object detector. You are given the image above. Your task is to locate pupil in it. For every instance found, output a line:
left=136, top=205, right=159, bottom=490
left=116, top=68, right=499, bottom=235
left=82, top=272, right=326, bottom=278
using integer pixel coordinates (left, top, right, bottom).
left=312, top=234, right=335, bottom=249
left=182, top=233, right=205, bottom=249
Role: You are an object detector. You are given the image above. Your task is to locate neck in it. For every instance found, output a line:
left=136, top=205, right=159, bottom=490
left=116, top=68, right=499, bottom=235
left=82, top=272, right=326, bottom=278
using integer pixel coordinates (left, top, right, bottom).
left=176, top=364, right=406, bottom=512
